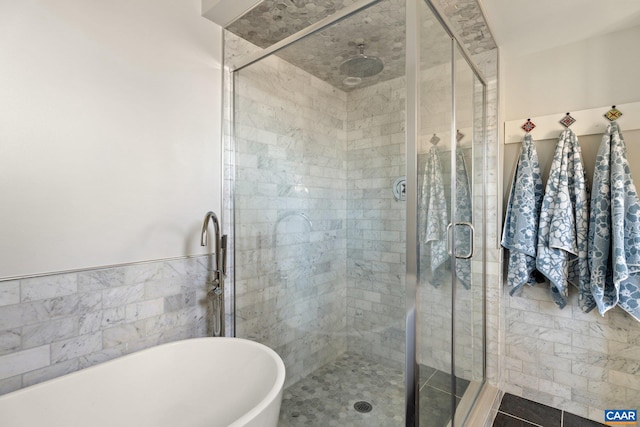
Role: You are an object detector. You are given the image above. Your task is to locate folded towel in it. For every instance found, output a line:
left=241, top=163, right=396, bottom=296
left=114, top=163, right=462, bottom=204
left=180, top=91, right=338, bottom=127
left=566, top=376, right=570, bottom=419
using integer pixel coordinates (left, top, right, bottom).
left=588, top=121, right=640, bottom=322
left=420, top=145, right=449, bottom=286
left=455, top=148, right=472, bottom=289
left=536, top=128, right=590, bottom=308
left=501, top=134, right=544, bottom=295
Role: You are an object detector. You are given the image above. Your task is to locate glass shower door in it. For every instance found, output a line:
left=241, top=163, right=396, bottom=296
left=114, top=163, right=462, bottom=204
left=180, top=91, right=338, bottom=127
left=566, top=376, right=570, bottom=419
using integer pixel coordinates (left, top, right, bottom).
left=416, top=1, right=455, bottom=424
left=416, top=1, right=486, bottom=425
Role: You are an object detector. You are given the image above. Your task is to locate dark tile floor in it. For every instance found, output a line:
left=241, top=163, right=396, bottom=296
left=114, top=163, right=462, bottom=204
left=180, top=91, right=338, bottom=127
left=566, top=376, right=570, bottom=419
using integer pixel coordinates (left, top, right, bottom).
left=419, top=365, right=470, bottom=427
left=493, top=393, right=606, bottom=427
left=278, top=354, right=471, bottom=426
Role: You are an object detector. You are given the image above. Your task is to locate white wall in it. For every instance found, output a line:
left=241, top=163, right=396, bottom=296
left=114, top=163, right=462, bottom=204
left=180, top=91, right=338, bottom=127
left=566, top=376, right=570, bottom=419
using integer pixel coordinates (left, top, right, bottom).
left=503, top=25, right=640, bottom=120
left=0, top=0, right=223, bottom=279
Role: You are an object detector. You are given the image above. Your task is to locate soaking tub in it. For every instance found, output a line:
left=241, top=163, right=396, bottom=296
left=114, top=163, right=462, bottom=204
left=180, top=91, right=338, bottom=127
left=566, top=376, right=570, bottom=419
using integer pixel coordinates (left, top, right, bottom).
left=0, top=337, right=285, bottom=427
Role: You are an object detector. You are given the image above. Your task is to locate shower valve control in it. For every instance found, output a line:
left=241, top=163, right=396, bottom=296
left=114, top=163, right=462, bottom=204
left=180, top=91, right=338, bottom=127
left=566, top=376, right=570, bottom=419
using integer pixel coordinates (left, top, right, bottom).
left=392, top=176, right=406, bottom=201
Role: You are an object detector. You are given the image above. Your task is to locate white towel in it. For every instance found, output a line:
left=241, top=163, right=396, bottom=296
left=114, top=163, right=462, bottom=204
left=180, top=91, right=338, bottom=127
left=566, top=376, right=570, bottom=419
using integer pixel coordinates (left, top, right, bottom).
left=536, top=128, right=590, bottom=308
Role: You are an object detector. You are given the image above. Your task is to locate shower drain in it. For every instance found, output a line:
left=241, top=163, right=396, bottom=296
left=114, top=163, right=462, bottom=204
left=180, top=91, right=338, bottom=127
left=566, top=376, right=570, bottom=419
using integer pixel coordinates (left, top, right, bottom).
left=354, top=401, right=373, bottom=413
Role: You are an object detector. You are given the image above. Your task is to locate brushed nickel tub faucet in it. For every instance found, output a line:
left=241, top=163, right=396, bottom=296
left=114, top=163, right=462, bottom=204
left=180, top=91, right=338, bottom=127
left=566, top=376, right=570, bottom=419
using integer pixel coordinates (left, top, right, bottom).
left=200, top=211, right=227, bottom=337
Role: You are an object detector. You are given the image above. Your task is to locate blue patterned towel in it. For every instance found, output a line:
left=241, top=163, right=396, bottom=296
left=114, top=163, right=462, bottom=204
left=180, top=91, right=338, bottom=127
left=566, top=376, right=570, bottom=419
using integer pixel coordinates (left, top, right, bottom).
left=420, top=145, right=449, bottom=286
left=501, top=134, right=544, bottom=295
left=455, top=148, right=472, bottom=289
left=588, top=121, right=640, bottom=322
left=536, top=128, right=590, bottom=308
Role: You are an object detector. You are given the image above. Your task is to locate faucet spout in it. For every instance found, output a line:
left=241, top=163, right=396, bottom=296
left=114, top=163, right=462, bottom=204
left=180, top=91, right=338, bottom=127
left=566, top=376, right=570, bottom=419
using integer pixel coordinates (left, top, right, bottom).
left=200, top=211, right=227, bottom=276
left=200, top=211, right=227, bottom=337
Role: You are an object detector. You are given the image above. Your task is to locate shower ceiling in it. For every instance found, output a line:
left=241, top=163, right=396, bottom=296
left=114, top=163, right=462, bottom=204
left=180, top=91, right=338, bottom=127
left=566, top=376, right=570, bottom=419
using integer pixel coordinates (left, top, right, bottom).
left=226, top=0, right=497, bottom=91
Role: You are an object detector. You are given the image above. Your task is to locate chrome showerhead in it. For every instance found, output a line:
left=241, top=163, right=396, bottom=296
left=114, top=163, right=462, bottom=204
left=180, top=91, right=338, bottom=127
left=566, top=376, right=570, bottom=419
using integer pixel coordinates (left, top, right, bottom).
left=340, top=44, right=384, bottom=78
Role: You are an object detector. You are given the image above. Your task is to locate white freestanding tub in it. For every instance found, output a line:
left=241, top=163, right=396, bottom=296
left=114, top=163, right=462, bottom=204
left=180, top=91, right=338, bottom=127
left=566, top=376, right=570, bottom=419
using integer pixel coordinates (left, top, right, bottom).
left=0, top=337, right=285, bottom=427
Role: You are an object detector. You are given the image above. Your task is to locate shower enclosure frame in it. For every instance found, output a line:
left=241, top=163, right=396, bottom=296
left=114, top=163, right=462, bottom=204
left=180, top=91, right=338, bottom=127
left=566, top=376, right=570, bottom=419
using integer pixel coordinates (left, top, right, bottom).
left=222, top=0, right=491, bottom=425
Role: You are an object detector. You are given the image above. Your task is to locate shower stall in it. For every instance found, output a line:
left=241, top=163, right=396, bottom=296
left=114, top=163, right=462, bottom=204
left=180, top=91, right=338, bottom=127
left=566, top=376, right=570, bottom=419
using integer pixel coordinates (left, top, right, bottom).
left=218, top=0, right=496, bottom=425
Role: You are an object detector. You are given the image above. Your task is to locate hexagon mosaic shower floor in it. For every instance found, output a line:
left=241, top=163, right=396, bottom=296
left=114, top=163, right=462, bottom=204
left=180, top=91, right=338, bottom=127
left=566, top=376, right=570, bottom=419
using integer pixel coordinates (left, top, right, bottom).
left=278, top=353, right=469, bottom=426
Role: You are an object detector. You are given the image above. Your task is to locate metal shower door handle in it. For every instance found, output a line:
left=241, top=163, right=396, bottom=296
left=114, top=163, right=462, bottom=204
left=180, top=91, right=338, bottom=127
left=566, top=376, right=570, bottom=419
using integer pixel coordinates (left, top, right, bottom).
left=446, top=222, right=475, bottom=259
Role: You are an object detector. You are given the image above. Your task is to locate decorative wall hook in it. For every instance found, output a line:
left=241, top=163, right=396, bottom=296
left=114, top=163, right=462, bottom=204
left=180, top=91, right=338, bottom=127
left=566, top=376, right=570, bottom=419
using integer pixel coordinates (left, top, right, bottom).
left=456, top=130, right=465, bottom=142
left=559, top=112, right=576, bottom=128
left=604, top=105, right=623, bottom=122
left=521, top=118, right=536, bottom=133
left=430, top=133, right=440, bottom=145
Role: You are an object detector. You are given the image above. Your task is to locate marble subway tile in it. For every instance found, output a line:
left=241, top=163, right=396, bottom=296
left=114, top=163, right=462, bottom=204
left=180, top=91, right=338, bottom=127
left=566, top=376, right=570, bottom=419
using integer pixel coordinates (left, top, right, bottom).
left=0, top=329, right=21, bottom=356
left=0, top=345, right=50, bottom=380
left=507, top=371, right=539, bottom=390
left=606, top=355, right=640, bottom=376
left=145, top=312, right=183, bottom=336
left=125, top=298, right=164, bottom=322
left=78, top=347, right=125, bottom=369
left=539, top=379, right=572, bottom=400
left=555, top=369, right=589, bottom=389
left=77, top=267, right=126, bottom=291
left=143, top=279, right=183, bottom=299
left=163, top=258, right=208, bottom=287
left=538, top=352, right=571, bottom=372
left=0, top=257, right=208, bottom=396
left=572, top=332, right=608, bottom=353
left=50, top=332, right=102, bottom=364
left=0, top=302, right=49, bottom=330
left=571, top=361, right=607, bottom=381
left=21, top=274, right=77, bottom=302
left=539, top=327, right=571, bottom=345
left=585, top=380, right=628, bottom=407
left=78, top=307, right=126, bottom=334
left=522, top=311, right=555, bottom=329
left=0, top=375, right=22, bottom=395
left=36, top=292, right=102, bottom=321
left=164, top=291, right=196, bottom=312
left=22, top=317, right=78, bottom=349
left=508, top=294, right=540, bottom=312
left=609, top=341, right=640, bottom=362
left=0, top=281, right=20, bottom=307
left=589, top=322, right=628, bottom=343
left=102, top=283, right=146, bottom=308
left=122, top=333, right=163, bottom=354
left=123, top=262, right=163, bottom=285
left=523, top=363, right=553, bottom=381
left=608, top=369, right=640, bottom=391
left=103, top=322, right=146, bottom=349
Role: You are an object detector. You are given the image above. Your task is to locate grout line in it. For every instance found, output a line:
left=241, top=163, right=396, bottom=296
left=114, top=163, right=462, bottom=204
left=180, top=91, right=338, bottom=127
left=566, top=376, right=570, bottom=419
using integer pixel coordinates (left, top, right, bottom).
left=418, top=369, right=438, bottom=392
left=496, top=410, right=543, bottom=427
left=425, top=383, right=454, bottom=395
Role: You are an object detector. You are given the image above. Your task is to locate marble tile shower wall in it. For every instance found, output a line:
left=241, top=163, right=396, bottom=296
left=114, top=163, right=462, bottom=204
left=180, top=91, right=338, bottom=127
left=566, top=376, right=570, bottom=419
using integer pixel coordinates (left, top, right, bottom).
left=226, top=34, right=349, bottom=388
left=0, top=257, right=209, bottom=395
left=345, top=76, right=407, bottom=367
left=502, top=275, right=640, bottom=420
